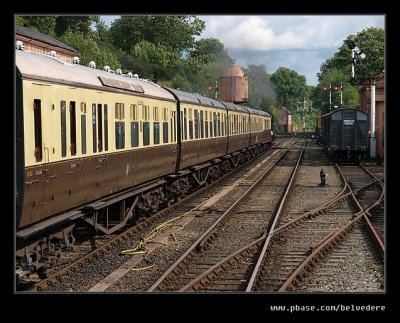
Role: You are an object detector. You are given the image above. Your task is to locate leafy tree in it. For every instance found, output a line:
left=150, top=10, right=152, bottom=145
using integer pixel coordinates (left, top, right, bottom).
left=190, top=38, right=233, bottom=64
left=109, top=16, right=205, bottom=53
left=93, top=18, right=111, bottom=44
left=318, top=27, right=384, bottom=85
left=271, top=67, right=308, bottom=111
left=55, top=16, right=99, bottom=37
left=16, top=16, right=57, bottom=37
left=313, top=68, right=359, bottom=114
left=60, top=31, right=120, bottom=70
left=132, top=41, right=181, bottom=81
left=171, top=74, right=193, bottom=92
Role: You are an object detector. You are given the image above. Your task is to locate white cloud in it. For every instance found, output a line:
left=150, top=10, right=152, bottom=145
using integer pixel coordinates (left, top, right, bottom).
left=199, top=15, right=384, bottom=51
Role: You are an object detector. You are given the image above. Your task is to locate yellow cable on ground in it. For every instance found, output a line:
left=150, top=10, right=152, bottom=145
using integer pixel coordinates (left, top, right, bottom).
left=121, top=194, right=213, bottom=255
left=131, top=264, right=156, bottom=271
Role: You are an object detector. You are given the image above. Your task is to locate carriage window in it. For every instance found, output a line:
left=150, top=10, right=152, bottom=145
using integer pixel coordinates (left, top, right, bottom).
left=115, top=103, right=125, bottom=149
left=162, top=108, right=168, bottom=143
left=80, top=103, right=87, bottom=155
left=97, top=104, right=103, bottom=152
left=153, top=107, right=160, bottom=144
left=92, top=104, right=97, bottom=153
left=131, top=122, right=139, bottom=147
left=217, top=112, right=221, bottom=136
left=172, top=111, right=176, bottom=143
left=200, top=111, right=204, bottom=138
left=154, top=122, right=160, bottom=144
left=213, top=112, right=217, bottom=137
left=221, top=113, right=225, bottom=136
left=69, top=101, right=76, bottom=156
left=115, top=103, right=125, bottom=119
left=130, top=104, right=138, bottom=120
left=194, top=109, right=199, bottom=139
left=210, top=111, right=213, bottom=137
left=104, top=104, right=108, bottom=151
left=115, top=122, right=125, bottom=149
left=143, top=106, right=149, bottom=121
left=143, top=122, right=150, bottom=146
left=61, top=100, right=67, bottom=157
left=189, top=108, right=193, bottom=140
left=204, top=110, right=208, bottom=138
left=153, top=107, right=159, bottom=121
left=163, top=122, right=168, bottom=143
left=33, top=99, right=42, bottom=162
left=184, top=108, right=188, bottom=140
left=171, top=111, right=174, bottom=142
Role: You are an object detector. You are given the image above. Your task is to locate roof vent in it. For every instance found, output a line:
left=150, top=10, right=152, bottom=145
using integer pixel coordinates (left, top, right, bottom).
left=16, top=41, right=24, bottom=50
left=50, top=50, right=57, bottom=58
left=103, top=66, right=111, bottom=72
left=73, top=56, right=80, bottom=64
left=88, top=61, right=96, bottom=68
left=116, top=68, right=122, bottom=75
left=133, top=74, right=139, bottom=79
left=127, top=72, right=133, bottom=78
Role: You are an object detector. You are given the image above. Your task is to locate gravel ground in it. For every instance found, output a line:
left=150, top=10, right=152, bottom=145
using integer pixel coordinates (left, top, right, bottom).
left=298, top=222, right=384, bottom=292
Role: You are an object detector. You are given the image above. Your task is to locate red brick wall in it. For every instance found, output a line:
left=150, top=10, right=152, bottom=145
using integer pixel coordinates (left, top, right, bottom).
left=359, top=74, right=384, bottom=159
left=16, top=35, right=76, bottom=64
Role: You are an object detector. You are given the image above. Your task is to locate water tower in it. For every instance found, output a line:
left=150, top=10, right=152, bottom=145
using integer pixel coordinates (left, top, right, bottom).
left=219, top=65, right=248, bottom=103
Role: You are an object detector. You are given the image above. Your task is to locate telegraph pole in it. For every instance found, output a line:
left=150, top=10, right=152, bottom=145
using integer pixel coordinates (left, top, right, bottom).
left=298, top=98, right=308, bottom=131
left=370, top=78, right=376, bottom=158
left=340, top=82, right=343, bottom=107
left=348, top=37, right=373, bottom=157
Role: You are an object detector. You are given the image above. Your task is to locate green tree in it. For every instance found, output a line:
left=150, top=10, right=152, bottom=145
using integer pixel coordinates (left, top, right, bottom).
left=132, top=41, right=181, bottom=81
left=60, top=31, right=120, bottom=70
left=109, top=16, right=205, bottom=53
left=55, top=16, right=99, bottom=37
left=271, top=67, right=308, bottom=111
left=190, top=38, right=233, bottom=64
left=313, top=68, right=359, bottom=114
left=16, top=16, right=57, bottom=37
left=171, top=74, right=193, bottom=92
left=93, top=18, right=111, bottom=44
left=318, top=27, right=384, bottom=85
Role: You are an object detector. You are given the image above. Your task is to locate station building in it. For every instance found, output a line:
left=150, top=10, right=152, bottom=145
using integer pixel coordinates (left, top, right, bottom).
left=358, top=72, right=384, bottom=160
left=277, top=106, right=296, bottom=133
left=16, top=25, right=78, bottom=64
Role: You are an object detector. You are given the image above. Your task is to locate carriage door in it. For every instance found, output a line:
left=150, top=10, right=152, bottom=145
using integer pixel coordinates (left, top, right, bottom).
left=342, top=110, right=355, bottom=149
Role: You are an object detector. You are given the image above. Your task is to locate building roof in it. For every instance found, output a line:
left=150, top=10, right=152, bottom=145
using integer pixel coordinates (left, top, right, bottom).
left=220, top=65, right=247, bottom=78
left=16, top=25, right=77, bottom=53
left=278, top=106, right=293, bottom=115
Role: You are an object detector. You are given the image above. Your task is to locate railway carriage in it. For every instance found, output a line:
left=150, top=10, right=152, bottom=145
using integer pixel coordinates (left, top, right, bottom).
left=16, top=48, right=272, bottom=278
left=317, top=108, right=369, bottom=163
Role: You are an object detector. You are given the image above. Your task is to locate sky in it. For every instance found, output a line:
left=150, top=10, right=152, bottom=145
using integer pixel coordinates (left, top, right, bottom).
left=101, top=15, right=385, bottom=86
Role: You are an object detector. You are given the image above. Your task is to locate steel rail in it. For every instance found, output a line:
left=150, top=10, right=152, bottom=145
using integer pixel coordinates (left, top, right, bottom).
left=148, top=140, right=301, bottom=292
left=245, top=140, right=307, bottom=292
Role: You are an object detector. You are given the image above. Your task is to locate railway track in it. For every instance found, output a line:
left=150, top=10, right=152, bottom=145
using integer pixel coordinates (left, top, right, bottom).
left=148, top=139, right=307, bottom=291
left=160, top=141, right=384, bottom=293
left=285, top=220, right=384, bottom=292
left=276, top=164, right=384, bottom=292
